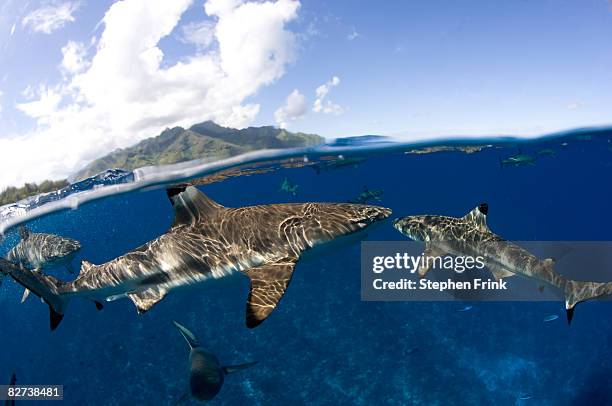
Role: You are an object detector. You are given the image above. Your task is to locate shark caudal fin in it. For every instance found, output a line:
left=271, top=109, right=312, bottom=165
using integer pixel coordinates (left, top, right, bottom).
left=172, top=320, right=200, bottom=349
left=564, top=280, right=612, bottom=324
left=0, top=258, right=69, bottom=330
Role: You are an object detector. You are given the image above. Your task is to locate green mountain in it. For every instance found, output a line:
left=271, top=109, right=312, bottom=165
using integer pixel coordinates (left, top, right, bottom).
left=71, top=121, right=324, bottom=181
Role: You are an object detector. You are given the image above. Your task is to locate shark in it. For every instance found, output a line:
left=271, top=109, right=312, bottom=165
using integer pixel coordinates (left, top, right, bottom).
left=279, top=177, right=299, bottom=196
left=349, top=186, right=384, bottom=205
left=500, top=150, right=537, bottom=167
left=173, top=320, right=257, bottom=402
left=0, top=186, right=391, bottom=330
left=5, top=226, right=81, bottom=303
left=311, top=157, right=366, bottom=174
left=393, top=203, right=612, bottom=323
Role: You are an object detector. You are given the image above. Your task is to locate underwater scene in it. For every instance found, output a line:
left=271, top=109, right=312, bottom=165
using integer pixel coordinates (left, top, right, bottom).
left=1, top=128, right=611, bottom=405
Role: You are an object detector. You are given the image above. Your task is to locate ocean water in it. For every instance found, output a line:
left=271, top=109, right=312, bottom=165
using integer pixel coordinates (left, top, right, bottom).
left=1, top=129, right=611, bottom=405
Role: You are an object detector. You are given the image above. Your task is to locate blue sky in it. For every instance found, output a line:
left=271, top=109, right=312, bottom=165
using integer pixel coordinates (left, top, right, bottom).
left=0, top=0, right=611, bottom=187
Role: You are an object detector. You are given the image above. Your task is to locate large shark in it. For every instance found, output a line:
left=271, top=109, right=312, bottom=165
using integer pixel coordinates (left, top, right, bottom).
left=393, top=203, right=612, bottom=323
left=1, top=186, right=391, bottom=330
left=173, top=320, right=257, bottom=402
left=5, top=227, right=81, bottom=302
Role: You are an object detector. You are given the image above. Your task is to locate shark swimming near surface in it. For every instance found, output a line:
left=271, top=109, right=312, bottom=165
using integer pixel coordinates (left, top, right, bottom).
left=311, top=157, right=366, bottom=174
left=393, top=203, right=612, bottom=323
left=1, top=186, right=391, bottom=330
left=5, top=227, right=81, bottom=303
left=348, top=186, right=384, bottom=204
left=279, top=177, right=299, bottom=196
left=173, top=320, right=257, bottom=402
left=500, top=149, right=537, bottom=167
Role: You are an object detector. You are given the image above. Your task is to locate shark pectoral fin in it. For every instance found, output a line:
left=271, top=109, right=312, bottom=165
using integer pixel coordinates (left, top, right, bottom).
left=128, top=288, right=167, bottom=314
left=419, top=245, right=446, bottom=278
left=222, top=361, right=258, bottom=375
left=244, top=259, right=297, bottom=328
left=21, top=267, right=40, bottom=303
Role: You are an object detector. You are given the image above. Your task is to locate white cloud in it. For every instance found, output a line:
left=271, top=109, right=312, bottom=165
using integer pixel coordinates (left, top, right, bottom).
left=274, top=89, right=306, bottom=128
left=10, top=23, right=16, bottom=37
left=347, top=27, right=359, bottom=40
left=1, top=0, right=301, bottom=189
left=16, top=85, right=62, bottom=118
left=22, top=1, right=80, bottom=34
left=180, top=20, right=215, bottom=50
left=60, top=41, right=88, bottom=74
left=313, top=75, right=343, bottom=115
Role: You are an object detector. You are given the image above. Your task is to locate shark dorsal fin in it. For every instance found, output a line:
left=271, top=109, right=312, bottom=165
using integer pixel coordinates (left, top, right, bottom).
left=166, top=186, right=224, bottom=227
left=172, top=320, right=200, bottom=349
left=19, top=226, right=30, bottom=240
left=462, top=203, right=489, bottom=230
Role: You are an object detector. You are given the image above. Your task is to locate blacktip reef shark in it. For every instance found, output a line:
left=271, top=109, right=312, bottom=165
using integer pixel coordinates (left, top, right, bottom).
left=5, top=226, right=81, bottom=303
left=393, top=203, right=612, bottom=324
left=0, top=186, right=391, bottom=330
left=499, top=150, right=537, bottom=167
left=349, top=186, right=384, bottom=205
left=173, top=320, right=257, bottom=402
left=279, top=177, right=298, bottom=196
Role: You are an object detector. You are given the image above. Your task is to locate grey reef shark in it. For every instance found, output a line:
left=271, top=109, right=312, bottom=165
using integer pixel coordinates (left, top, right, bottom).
left=393, top=203, right=612, bottom=324
left=0, top=186, right=391, bottom=330
left=173, top=320, right=257, bottom=402
left=3, top=226, right=81, bottom=303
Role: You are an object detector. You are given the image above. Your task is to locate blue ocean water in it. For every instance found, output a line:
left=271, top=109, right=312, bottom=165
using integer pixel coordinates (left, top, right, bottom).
left=1, top=130, right=611, bottom=405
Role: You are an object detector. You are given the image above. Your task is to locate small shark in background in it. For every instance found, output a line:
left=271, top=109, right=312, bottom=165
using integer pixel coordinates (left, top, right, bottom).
left=173, top=320, right=257, bottom=402
left=1, top=186, right=391, bottom=330
left=279, top=177, right=298, bottom=196
left=6, top=227, right=81, bottom=303
left=393, top=203, right=612, bottom=323
left=537, top=148, right=556, bottom=157
left=4, top=373, right=16, bottom=406
left=311, top=157, right=366, bottom=174
left=349, top=186, right=384, bottom=204
left=500, top=150, right=537, bottom=167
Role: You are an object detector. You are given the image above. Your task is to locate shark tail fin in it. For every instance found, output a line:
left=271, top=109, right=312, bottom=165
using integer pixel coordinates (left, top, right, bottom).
left=172, top=320, right=200, bottom=349
left=222, top=361, right=258, bottom=375
left=0, top=258, right=69, bottom=331
left=564, top=280, right=612, bottom=325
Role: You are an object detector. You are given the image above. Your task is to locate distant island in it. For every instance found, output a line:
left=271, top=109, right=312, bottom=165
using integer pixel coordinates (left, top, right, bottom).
left=0, top=179, right=70, bottom=206
left=0, top=121, right=324, bottom=206
left=71, top=121, right=324, bottom=181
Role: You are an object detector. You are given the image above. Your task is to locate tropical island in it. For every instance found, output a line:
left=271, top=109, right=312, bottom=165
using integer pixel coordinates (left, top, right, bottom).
left=0, top=121, right=324, bottom=205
